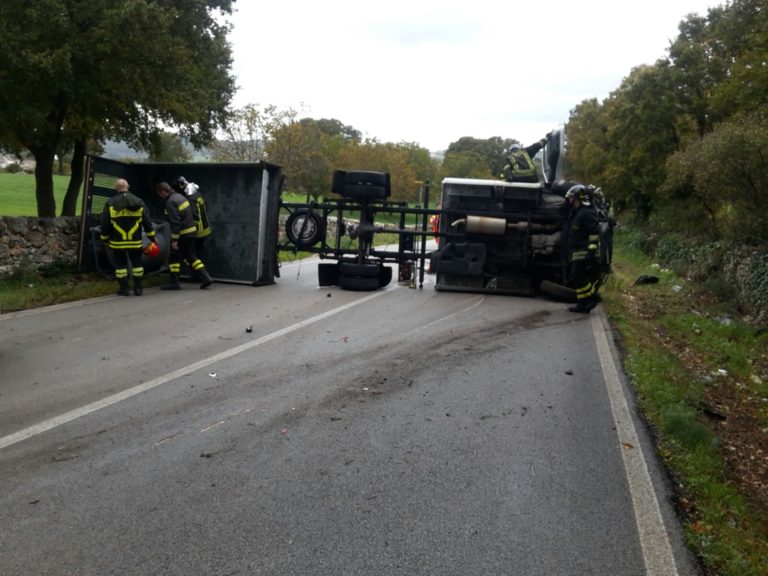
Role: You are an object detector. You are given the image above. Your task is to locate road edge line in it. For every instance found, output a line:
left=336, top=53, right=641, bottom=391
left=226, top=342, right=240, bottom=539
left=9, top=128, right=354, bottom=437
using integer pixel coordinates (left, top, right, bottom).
left=592, top=310, right=680, bottom=576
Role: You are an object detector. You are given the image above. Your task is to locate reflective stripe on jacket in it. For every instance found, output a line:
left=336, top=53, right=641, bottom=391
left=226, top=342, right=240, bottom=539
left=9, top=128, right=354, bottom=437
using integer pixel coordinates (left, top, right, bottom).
left=503, top=149, right=537, bottom=179
left=185, top=185, right=212, bottom=238
left=567, top=205, right=599, bottom=262
left=100, top=192, right=155, bottom=250
left=164, top=191, right=198, bottom=240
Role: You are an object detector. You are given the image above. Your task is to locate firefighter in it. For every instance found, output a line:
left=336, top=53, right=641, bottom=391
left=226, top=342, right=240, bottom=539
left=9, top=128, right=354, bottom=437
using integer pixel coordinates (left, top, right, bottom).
left=174, top=176, right=212, bottom=255
left=99, top=178, right=156, bottom=296
left=565, top=184, right=601, bottom=313
left=155, top=181, right=213, bottom=290
left=500, top=132, right=551, bottom=183
left=429, top=202, right=441, bottom=244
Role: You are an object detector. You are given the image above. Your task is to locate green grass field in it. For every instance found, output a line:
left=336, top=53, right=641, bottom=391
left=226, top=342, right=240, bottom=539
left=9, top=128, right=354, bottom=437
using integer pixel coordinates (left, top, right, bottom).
left=0, top=172, right=75, bottom=216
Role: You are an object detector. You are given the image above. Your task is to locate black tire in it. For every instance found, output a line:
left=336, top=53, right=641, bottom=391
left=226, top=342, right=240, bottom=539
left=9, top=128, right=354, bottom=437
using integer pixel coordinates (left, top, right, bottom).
left=379, top=265, right=392, bottom=287
left=285, top=209, right=325, bottom=248
left=338, top=274, right=381, bottom=291
left=339, top=261, right=380, bottom=278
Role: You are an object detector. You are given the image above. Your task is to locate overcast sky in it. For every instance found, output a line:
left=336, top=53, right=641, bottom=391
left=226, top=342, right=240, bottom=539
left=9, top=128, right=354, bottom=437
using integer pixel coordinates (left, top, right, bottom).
left=226, top=0, right=718, bottom=152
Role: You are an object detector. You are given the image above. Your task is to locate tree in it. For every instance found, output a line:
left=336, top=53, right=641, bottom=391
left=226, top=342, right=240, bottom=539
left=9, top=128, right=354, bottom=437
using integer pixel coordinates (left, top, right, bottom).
left=445, top=136, right=511, bottom=178
left=267, top=120, right=343, bottom=198
left=565, top=98, right=610, bottom=185
left=210, top=104, right=300, bottom=162
left=0, top=1, right=235, bottom=216
left=439, top=150, right=494, bottom=180
left=337, top=141, right=421, bottom=202
left=663, top=113, right=768, bottom=243
left=146, top=132, right=193, bottom=163
left=300, top=118, right=362, bottom=143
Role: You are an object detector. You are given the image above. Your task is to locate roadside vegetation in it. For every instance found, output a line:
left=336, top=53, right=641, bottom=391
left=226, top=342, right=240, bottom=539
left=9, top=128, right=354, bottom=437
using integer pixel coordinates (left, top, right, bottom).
left=0, top=172, right=72, bottom=216
left=607, top=225, right=768, bottom=576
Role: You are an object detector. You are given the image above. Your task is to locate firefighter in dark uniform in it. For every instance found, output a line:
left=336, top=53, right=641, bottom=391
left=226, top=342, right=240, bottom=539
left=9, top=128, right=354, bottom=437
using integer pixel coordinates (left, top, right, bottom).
left=500, top=132, right=551, bottom=183
left=174, top=176, right=212, bottom=256
left=565, top=184, right=602, bottom=312
left=155, top=181, right=213, bottom=290
left=100, top=178, right=156, bottom=296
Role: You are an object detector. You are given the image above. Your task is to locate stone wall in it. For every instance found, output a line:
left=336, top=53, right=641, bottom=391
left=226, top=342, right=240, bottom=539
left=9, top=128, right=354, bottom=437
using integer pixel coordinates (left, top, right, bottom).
left=0, top=216, right=81, bottom=277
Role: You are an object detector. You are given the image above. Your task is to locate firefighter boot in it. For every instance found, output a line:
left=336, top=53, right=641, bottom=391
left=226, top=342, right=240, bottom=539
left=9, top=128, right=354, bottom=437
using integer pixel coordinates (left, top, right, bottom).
left=116, top=278, right=130, bottom=296
left=568, top=294, right=600, bottom=313
left=199, top=268, right=213, bottom=290
left=133, top=277, right=143, bottom=296
left=161, top=274, right=182, bottom=290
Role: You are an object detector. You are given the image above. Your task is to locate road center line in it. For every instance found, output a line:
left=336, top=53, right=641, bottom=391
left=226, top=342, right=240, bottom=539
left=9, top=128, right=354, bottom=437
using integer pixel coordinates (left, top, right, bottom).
left=0, top=286, right=396, bottom=451
left=592, top=311, right=680, bottom=576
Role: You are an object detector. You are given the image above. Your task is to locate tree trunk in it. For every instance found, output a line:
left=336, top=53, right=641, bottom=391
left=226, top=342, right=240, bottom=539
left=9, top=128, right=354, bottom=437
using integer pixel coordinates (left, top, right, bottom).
left=30, top=145, right=57, bottom=217
left=61, top=139, right=86, bottom=217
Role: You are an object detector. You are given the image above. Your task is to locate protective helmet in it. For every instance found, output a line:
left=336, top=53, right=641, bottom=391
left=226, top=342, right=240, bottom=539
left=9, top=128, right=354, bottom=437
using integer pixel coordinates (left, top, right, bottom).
left=507, top=143, right=522, bottom=154
left=565, top=184, right=591, bottom=205
left=174, top=176, right=188, bottom=192
left=143, top=241, right=161, bottom=258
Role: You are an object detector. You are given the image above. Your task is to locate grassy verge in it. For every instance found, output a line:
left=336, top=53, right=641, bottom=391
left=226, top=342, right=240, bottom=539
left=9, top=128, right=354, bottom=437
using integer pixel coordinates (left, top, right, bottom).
left=604, top=226, right=768, bottom=575
left=0, top=172, right=74, bottom=216
left=0, top=261, right=167, bottom=313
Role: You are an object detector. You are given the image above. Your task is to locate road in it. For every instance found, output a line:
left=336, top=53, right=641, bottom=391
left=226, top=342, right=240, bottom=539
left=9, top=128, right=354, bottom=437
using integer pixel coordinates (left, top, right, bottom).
left=0, top=259, right=701, bottom=575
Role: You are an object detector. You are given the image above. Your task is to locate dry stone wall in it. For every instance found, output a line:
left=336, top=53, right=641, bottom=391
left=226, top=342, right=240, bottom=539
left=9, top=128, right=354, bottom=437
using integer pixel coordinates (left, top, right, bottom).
left=0, top=216, right=81, bottom=277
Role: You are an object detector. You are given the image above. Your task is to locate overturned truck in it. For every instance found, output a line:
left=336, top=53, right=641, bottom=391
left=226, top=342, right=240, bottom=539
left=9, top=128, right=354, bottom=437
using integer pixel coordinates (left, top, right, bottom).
left=279, top=128, right=614, bottom=300
left=433, top=129, right=613, bottom=297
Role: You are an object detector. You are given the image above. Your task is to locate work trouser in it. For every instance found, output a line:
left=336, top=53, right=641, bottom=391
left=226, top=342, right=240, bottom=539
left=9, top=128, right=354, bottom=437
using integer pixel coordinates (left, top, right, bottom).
left=169, top=236, right=207, bottom=277
left=112, top=249, right=144, bottom=281
left=570, top=257, right=599, bottom=302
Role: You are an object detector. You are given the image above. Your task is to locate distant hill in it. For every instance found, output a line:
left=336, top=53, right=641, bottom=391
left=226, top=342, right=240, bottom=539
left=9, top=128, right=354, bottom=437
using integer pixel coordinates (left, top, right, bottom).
left=102, top=140, right=146, bottom=161
left=102, top=140, right=213, bottom=162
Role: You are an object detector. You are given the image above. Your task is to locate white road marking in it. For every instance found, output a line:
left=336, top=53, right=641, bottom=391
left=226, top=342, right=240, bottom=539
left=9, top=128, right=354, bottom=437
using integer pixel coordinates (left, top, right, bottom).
left=0, top=286, right=396, bottom=451
left=592, top=311, right=680, bottom=576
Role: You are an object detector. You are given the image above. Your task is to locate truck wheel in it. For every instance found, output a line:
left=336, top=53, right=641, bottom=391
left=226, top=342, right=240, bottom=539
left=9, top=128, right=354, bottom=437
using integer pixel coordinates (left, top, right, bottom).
left=286, top=209, right=325, bottom=248
left=379, top=265, right=392, bottom=287
left=338, top=274, right=381, bottom=291
left=339, top=261, right=380, bottom=278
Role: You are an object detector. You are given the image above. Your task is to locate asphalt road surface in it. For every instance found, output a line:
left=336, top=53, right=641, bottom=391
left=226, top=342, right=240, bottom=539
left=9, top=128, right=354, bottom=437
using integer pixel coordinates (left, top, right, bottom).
left=0, top=259, right=702, bottom=575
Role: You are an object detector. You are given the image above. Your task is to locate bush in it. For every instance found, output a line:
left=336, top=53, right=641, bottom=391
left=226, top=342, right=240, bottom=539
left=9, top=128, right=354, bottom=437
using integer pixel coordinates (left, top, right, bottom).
left=4, top=162, right=22, bottom=173
left=656, top=233, right=689, bottom=272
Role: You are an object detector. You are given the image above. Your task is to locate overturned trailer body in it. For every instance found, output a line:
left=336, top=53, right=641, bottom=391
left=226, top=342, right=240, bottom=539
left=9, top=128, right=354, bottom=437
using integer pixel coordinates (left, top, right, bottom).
left=77, top=156, right=283, bottom=285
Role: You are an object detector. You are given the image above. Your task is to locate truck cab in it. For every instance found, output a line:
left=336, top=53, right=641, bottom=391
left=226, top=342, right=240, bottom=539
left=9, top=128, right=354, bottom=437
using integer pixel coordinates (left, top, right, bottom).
left=433, top=128, right=613, bottom=298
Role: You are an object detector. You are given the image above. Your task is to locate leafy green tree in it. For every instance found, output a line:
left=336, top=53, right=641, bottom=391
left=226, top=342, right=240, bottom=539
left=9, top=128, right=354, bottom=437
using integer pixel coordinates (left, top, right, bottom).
left=565, top=98, right=610, bottom=185
left=0, top=0, right=235, bottom=216
left=267, top=120, right=344, bottom=198
left=667, top=10, right=725, bottom=135
left=445, top=136, right=511, bottom=178
left=707, top=0, right=768, bottom=119
left=390, top=141, right=439, bottom=192
left=300, top=118, right=362, bottom=143
left=439, top=150, right=494, bottom=180
left=663, top=113, right=768, bottom=243
left=599, top=63, right=685, bottom=220
left=337, top=141, right=421, bottom=202
left=211, top=104, right=300, bottom=162
left=146, top=132, right=193, bottom=163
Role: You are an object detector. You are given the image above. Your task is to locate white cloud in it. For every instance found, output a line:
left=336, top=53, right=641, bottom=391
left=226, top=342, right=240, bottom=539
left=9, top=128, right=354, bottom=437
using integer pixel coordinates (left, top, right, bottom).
left=227, top=0, right=717, bottom=151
